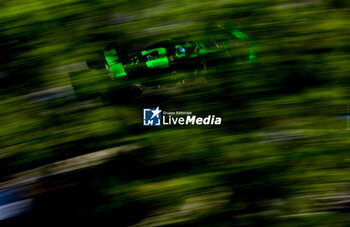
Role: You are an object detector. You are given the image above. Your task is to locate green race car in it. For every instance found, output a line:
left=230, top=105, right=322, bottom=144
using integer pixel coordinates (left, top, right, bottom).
left=70, top=27, right=256, bottom=102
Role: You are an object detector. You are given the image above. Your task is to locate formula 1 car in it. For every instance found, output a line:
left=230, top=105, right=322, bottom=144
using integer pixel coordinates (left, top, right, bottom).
left=70, top=26, right=257, bottom=102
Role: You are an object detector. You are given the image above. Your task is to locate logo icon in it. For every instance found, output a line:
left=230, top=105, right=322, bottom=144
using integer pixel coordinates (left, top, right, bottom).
left=143, top=107, right=162, bottom=126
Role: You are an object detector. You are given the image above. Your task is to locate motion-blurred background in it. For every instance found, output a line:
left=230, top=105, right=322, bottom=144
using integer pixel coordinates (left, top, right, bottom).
left=1, top=0, right=350, bottom=225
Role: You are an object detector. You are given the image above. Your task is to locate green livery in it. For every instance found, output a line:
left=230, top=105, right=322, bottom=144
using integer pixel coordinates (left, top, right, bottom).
left=102, top=29, right=256, bottom=79
left=71, top=26, right=257, bottom=102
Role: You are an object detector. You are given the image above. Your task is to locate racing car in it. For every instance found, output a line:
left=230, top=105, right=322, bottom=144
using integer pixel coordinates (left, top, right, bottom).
left=70, top=26, right=257, bottom=102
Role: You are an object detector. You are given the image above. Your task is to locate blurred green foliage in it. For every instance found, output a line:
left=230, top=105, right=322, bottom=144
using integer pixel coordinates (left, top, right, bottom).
left=1, top=0, right=350, bottom=226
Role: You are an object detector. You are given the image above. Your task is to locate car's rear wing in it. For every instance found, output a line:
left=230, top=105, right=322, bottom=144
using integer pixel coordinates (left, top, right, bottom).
left=104, top=48, right=127, bottom=78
